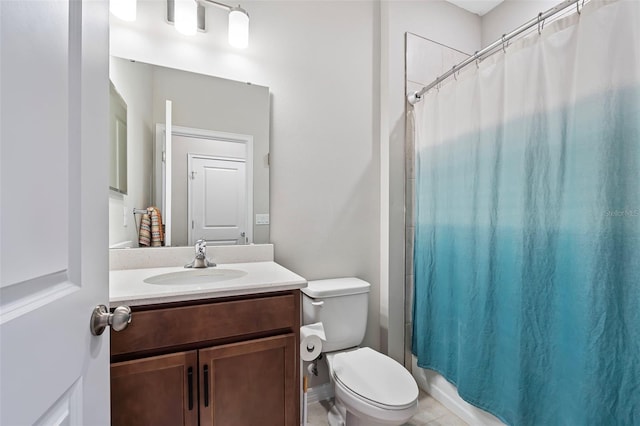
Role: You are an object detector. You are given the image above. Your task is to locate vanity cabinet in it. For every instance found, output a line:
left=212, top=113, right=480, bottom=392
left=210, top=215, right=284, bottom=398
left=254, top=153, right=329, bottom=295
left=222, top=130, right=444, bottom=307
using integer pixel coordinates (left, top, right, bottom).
left=110, top=290, right=300, bottom=426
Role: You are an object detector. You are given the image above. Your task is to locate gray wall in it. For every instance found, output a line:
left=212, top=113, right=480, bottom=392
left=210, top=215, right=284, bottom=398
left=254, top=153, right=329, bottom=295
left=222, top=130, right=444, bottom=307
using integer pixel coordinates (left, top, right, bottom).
left=261, top=2, right=381, bottom=351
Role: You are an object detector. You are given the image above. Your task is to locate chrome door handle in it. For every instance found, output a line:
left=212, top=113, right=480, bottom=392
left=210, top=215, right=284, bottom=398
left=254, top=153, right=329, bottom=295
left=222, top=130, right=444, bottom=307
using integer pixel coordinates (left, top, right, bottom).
left=90, top=305, right=132, bottom=336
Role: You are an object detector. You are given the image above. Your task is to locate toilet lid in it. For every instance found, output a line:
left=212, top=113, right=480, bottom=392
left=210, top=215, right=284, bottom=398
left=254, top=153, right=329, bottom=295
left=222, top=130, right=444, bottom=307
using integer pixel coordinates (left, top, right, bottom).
left=332, top=347, right=419, bottom=409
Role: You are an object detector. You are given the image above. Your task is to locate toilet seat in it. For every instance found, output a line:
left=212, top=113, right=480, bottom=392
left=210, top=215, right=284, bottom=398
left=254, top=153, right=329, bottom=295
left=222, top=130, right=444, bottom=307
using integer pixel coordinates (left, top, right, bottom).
left=331, top=347, right=419, bottom=410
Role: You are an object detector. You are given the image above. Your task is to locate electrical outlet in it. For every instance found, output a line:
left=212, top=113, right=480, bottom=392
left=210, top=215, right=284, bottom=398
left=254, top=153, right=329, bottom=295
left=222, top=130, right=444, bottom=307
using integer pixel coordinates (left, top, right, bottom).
left=255, top=214, right=270, bottom=225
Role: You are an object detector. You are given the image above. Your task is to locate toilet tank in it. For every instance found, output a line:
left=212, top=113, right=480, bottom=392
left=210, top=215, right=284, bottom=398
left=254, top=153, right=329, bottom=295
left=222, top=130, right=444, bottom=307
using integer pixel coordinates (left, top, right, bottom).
left=301, top=278, right=370, bottom=352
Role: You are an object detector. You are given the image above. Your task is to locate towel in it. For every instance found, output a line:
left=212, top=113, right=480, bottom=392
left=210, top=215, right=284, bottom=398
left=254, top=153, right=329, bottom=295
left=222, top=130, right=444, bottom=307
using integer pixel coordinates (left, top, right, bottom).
left=138, top=207, right=164, bottom=247
left=138, top=213, right=151, bottom=246
left=148, top=206, right=164, bottom=246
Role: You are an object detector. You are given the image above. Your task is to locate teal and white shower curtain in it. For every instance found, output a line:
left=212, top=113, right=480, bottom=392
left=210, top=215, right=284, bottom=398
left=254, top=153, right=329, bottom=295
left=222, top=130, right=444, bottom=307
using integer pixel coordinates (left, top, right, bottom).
left=412, top=1, right=639, bottom=424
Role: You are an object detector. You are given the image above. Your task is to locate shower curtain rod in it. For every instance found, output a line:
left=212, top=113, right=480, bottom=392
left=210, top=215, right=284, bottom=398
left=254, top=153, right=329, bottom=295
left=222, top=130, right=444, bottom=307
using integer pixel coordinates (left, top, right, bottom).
left=407, top=0, right=584, bottom=104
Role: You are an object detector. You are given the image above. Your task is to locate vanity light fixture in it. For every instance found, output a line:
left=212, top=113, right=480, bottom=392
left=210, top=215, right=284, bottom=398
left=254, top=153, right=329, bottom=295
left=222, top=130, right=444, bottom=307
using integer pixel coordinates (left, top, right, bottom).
left=174, top=0, right=198, bottom=36
left=167, top=0, right=250, bottom=49
left=227, top=5, right=249, bottom=48
left=110, top=0, right=137, bottom=22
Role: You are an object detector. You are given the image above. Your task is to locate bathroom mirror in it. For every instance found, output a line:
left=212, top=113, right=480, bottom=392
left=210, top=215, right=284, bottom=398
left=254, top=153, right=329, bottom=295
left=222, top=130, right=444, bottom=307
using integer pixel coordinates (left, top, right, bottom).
left=108, top=56, right=270, bottom=248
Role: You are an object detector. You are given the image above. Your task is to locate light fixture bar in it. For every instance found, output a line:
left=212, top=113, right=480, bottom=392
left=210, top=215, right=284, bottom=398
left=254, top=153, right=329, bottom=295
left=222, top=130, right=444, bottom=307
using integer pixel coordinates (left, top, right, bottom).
left=166, top=0, right=249, bottom=48
left=199, top=0, right=250, bottom=49
left=199, top=0, right=233, bottom=11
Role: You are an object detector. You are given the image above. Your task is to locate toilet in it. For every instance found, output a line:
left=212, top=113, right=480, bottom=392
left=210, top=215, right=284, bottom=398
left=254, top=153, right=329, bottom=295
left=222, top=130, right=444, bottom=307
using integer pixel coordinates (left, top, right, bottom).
left=302, top=278, right=419, bottom=426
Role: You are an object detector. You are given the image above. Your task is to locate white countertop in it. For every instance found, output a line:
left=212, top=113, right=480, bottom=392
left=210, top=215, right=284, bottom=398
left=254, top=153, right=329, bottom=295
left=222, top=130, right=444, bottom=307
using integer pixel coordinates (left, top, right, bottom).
left=110, top=261, right=307, bottom=307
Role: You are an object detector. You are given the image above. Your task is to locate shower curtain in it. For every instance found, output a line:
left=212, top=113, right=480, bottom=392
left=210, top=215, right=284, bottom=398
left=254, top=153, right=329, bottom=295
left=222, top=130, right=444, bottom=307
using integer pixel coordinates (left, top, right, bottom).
left=412, top=1, right=639, bottom=425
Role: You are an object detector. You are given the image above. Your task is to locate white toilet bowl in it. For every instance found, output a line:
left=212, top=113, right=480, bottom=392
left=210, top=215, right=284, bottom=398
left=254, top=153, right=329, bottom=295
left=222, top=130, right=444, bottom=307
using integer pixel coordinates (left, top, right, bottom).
left=301, top=278, right=419, bottom=426
left=325, top=347, right=419, bottom=426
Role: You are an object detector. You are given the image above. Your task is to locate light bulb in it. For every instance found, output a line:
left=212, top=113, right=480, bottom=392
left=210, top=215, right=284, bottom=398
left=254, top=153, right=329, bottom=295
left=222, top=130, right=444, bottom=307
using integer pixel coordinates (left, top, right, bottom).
left=110, top=0, right=136, bottom=22
left=228, top=6, right=249, bottom=48
left=175, top=0, right=197, bottom=36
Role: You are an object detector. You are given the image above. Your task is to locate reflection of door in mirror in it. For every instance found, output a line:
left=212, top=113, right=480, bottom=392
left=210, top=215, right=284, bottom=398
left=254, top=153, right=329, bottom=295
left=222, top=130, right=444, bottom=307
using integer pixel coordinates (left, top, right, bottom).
left=109, top=82, right=128, bottom=194
left=189, top=156, right=247, bottom=246
left=156, top=125, right=253, bottom=247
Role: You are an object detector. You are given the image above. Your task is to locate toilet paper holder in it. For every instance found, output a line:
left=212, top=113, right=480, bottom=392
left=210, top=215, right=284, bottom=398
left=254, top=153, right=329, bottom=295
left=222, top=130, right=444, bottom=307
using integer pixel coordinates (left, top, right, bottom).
left=300, top=322, right=325, bottom=362
left=307, top=354, right=323, bottom=376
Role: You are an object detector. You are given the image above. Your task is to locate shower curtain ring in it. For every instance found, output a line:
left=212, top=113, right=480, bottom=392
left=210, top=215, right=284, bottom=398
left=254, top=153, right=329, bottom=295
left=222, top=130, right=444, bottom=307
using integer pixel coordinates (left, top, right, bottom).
left=502, top=34, right=509, bottom=53
left=452, top=65, right=457, bottom=81
left=537, top=12, right=545, bottom=34
left=474, top=51, right=480, bottom=68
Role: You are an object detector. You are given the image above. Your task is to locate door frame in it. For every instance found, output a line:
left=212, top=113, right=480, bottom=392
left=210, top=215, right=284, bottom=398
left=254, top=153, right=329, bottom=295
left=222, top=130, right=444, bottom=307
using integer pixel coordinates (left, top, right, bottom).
left=154, top=124, right=253, bottom=246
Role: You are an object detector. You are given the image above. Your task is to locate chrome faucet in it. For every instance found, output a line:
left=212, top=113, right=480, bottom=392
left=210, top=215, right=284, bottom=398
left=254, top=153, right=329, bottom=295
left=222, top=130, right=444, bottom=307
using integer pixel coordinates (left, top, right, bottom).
left=185, top=239, right=216, bottom=268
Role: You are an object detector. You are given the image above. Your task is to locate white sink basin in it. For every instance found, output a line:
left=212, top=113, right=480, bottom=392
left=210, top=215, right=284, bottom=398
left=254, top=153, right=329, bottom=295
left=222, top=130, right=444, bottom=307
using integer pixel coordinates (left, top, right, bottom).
left=144, top=268, right=247, bottom=285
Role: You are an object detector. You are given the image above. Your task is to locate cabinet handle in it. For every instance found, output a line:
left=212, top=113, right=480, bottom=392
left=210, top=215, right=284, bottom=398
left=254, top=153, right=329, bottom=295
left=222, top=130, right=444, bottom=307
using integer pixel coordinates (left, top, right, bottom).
left=203, top=365, right=209, bottom=407
left=187, top=367, right=194, bottom=410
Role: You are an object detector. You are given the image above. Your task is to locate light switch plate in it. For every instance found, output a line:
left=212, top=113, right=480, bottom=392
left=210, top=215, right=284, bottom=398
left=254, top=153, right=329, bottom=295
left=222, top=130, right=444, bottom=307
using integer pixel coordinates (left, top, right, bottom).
left=255, top=214, right=270, bottom=225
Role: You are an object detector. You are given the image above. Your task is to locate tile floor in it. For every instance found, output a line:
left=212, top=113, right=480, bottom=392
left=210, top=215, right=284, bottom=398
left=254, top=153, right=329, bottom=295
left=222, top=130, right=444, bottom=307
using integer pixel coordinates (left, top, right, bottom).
left=306, top=391, right=468, bottom=426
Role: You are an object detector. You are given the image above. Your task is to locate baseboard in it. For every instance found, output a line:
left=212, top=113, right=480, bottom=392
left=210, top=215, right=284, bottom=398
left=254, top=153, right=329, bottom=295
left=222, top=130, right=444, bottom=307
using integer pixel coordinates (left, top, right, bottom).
left=411, top=357, right=504, bottom=426
left=306, top=383, right=334, bottom=404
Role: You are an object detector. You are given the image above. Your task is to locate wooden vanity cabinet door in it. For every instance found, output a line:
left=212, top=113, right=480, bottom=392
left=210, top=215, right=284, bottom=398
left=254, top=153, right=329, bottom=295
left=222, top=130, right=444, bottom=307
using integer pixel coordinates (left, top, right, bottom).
left=199, top=334, right=297, bottom=426
left=111, top=351, right=198, bottom=426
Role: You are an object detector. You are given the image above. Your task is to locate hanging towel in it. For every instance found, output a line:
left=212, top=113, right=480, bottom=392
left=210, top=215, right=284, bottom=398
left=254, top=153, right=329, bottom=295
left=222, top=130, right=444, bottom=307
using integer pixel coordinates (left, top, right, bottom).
left=148, top=206, right=164, bottom=247
left=138, top=212, right=152, bottom=247
left=138, top=207, right=164, bottom=247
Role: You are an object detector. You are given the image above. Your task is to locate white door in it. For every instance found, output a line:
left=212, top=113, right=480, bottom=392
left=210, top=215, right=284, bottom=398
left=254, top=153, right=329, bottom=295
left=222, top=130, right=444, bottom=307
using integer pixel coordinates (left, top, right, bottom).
left=188, top=156, right=247, bottom=245
left=1, top=1, right=111, bottom=424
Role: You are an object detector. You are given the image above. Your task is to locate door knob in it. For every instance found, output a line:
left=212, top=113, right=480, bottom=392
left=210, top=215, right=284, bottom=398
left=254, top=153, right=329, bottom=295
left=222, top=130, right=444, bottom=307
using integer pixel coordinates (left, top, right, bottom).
left=90, top=305, right=132, bottom=336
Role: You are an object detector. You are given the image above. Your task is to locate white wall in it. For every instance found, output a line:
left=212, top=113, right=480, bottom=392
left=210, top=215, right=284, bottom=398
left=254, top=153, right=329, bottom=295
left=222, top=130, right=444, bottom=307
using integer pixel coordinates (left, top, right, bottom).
left=482, top=0, right=559, bottom=46
left=261, top=1, right=381, bottom=350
